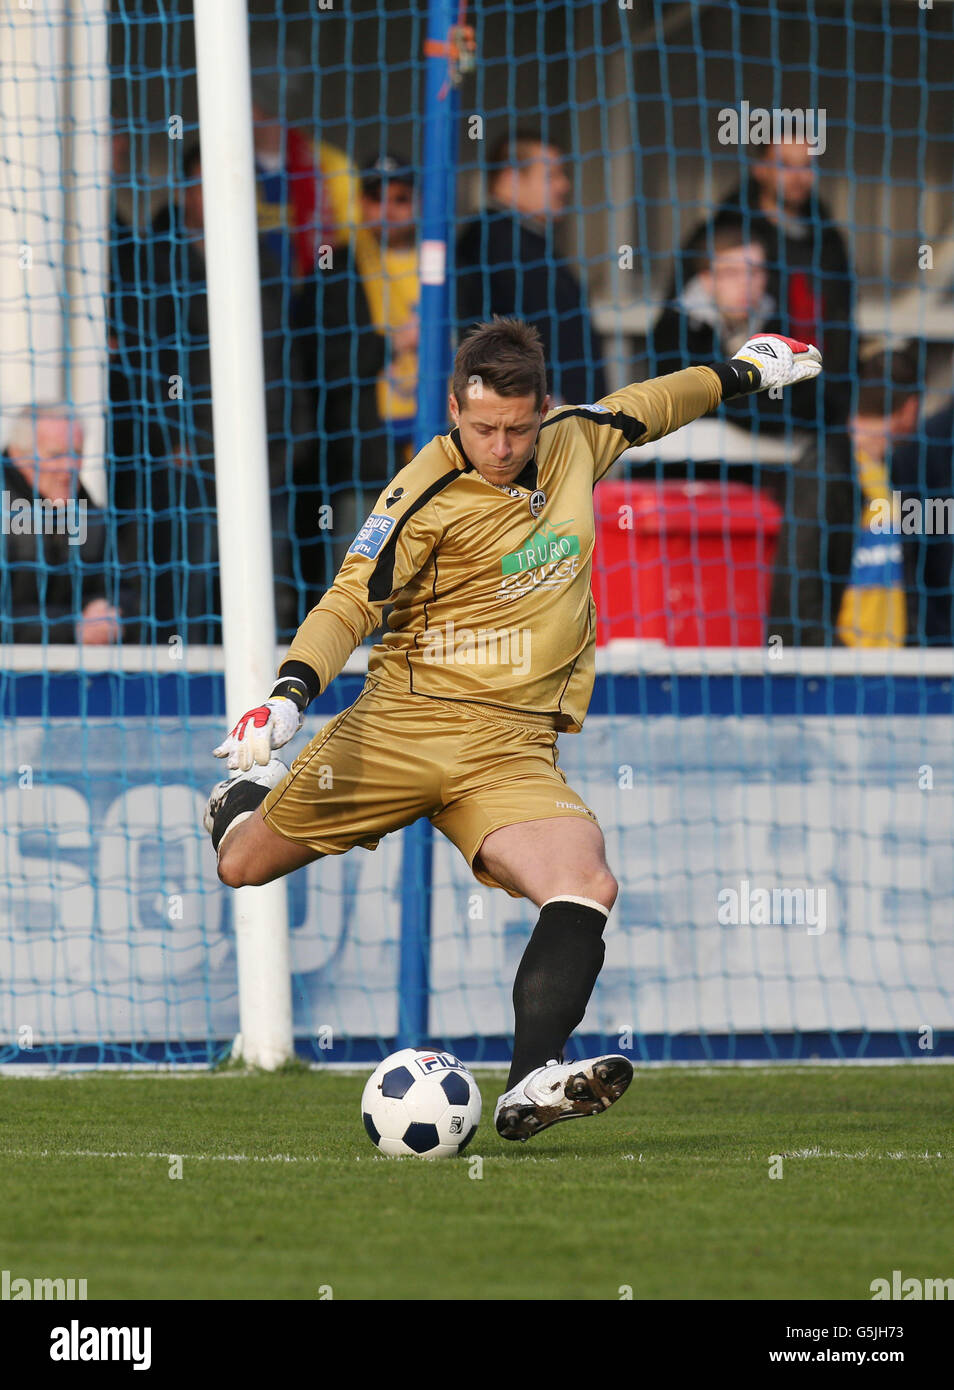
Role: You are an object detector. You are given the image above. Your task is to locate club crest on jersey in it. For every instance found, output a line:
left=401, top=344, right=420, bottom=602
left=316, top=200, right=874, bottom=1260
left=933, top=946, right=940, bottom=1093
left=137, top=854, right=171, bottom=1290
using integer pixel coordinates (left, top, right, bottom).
left=348, top=513, right=395, bottom=560
left=529, top=489, right=546, bottom=517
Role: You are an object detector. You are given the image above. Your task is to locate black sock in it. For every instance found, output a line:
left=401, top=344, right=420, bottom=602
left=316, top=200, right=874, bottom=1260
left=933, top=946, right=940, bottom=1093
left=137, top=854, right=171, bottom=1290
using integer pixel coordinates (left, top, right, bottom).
left=210, top=781, right=270, bottom=852
left=507, top=897, right=608, bottom=1089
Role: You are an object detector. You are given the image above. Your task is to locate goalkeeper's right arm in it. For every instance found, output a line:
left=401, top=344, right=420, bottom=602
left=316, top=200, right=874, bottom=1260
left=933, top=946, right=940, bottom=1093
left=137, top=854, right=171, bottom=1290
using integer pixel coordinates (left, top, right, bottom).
left=211, top=617, right=355, bottom=772
left=212, top=690, right=304, bottom=772
left=211, top=449, right=446, bottom=770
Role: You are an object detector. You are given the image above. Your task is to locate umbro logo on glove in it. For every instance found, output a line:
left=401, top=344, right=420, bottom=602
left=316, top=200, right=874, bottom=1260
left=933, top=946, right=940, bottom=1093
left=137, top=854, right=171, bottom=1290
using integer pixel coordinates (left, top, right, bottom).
left=729, top=334, right=822, bottom=395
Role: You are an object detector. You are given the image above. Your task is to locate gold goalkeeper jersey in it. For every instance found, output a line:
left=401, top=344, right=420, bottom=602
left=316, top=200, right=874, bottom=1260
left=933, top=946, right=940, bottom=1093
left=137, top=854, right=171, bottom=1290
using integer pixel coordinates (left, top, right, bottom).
left=282, top=365, right=722, bottom=732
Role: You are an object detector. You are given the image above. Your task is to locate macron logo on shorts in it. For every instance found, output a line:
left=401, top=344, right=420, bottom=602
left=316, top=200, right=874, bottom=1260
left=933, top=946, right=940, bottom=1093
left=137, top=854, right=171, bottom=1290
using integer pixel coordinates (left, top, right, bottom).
left=348, top=513, right=396, bottom=560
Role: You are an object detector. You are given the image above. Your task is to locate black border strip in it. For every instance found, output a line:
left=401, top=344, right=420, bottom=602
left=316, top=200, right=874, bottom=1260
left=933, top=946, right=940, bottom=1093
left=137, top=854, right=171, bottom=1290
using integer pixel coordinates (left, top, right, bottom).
left=367, top=468, right=466, bottom=603
left=541, top=405, right=648, bottom=445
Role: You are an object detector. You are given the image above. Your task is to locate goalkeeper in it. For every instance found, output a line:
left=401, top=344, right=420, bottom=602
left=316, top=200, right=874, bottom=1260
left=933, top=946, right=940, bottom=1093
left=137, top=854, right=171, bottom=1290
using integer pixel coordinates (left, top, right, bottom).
left=205, top=316, right=822, bottom=1140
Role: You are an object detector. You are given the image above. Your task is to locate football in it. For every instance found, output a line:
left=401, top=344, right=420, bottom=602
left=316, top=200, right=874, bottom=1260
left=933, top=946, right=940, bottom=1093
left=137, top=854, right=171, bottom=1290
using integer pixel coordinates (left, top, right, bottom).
left=361, top=1048, right=482, bottom=1158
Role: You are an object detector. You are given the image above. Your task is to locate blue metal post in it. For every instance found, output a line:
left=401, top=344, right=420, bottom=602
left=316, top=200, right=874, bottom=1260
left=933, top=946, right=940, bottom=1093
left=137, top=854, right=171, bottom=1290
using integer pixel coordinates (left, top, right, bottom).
left=396, top=0, right=459, bottom=1050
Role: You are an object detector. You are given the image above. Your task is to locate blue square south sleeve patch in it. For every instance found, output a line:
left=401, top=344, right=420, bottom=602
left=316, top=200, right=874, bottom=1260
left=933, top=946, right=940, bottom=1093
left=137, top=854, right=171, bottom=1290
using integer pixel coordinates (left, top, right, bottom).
left=348, top=512, right=396, bottom=560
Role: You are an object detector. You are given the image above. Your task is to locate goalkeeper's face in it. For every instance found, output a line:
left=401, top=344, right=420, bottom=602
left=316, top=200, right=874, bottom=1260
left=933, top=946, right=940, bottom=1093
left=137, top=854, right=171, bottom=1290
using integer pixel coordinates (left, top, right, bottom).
left=448, top=387, right=550, bottom=487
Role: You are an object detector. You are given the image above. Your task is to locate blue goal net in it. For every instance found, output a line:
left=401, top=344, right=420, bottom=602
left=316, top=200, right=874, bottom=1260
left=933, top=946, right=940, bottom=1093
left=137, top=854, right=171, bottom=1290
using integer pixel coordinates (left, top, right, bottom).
left=1, top=0, right=952, bottom=1066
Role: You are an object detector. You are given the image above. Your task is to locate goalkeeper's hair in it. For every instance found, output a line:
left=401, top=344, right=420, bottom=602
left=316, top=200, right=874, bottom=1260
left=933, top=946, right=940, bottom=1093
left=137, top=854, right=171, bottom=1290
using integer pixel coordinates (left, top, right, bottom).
left=453, top=317, right=547, bottom=411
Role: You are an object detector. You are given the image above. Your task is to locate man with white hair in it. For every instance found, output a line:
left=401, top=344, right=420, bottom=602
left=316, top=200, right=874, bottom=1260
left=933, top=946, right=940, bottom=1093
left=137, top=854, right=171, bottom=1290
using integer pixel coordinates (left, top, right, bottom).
left=1, top=407, right=123, bottom=644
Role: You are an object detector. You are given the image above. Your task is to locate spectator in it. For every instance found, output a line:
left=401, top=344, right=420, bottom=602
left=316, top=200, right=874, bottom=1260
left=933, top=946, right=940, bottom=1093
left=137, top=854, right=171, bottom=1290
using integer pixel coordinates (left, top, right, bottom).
left=456, top=130, right=607, bottom=405
left=107, top=126, right=171, bottom=644
left=295, top=162, right=407, bottom=599
left=837, top=345, right=921, bottom=646
left=355, top=153, right=420, bottom=466
left=649, top=213, right=855, bottom=644
left=892, top=397, right=954, bottom=646
left=303, top=228, right=388, bottom=596
left=651, top=214, right=796, bottom=430
left=653, top=217, right=774, bottom=364
left=108, top=131, right=139, bottom=357
left=674, top=136, right=855, bottom=425
left=251, top=68, right=359, bottom=282
left=767, top=423, right=856, bottom=647
left=251, top=65, right=360, bottom=416
left=247, top=69, right=387, bottom=606
left=1, top=408, right=127, bottom=645
left=151, top=144, right=308, bottom=640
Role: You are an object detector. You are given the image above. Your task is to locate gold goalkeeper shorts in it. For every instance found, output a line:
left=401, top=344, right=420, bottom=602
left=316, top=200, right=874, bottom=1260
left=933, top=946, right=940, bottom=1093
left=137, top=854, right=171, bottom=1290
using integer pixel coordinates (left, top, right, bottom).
left=261, top=677, right=598, bottom=897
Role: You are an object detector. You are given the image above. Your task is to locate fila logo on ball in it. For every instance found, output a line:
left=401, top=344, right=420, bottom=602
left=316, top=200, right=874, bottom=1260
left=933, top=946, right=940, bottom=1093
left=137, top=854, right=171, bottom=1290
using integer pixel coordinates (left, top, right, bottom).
left=414, top=1052, right=467, bottom=1074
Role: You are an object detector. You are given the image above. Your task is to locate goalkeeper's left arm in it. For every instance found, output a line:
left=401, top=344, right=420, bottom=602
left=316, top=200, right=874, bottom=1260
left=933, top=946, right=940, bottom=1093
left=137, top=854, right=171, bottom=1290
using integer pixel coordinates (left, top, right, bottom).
left=577, top=332, right=823, bottom=483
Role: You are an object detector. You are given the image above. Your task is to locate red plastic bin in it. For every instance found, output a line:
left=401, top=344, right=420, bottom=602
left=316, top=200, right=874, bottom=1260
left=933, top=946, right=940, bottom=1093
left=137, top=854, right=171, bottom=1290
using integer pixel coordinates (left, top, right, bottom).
left=592, top=481, right=782, bottom=646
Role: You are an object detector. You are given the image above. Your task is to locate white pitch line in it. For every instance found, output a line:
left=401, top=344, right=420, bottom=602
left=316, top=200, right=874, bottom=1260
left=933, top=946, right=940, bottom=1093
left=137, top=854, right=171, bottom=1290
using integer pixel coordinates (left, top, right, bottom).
left=0, top=1148, right=324, bottom=1164
left=0, top=1146, right=947, bottom=1166
left=0, top=1147, right=505, bottom=1165
left=778, top=1148, right=948, bottom=1160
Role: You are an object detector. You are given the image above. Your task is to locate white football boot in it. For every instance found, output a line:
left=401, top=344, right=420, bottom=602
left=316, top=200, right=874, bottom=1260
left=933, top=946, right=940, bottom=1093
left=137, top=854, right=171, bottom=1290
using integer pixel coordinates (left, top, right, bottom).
left=494, top=1054, right=634, bottom=1142
left=203, top=757, right=289, bottom=844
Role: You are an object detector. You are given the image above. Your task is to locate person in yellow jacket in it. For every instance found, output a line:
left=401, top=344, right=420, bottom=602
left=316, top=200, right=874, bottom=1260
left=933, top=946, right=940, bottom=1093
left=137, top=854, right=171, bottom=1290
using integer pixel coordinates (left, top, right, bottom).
left=354, top=154, right=420, bottom=466
left=838, top=346, right=920, bottom=646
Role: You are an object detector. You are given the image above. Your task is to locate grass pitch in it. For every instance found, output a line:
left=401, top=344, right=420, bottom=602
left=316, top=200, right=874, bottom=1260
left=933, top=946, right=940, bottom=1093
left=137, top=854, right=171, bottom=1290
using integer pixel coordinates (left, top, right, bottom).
left=0, top=1066, right=950, bottom=1301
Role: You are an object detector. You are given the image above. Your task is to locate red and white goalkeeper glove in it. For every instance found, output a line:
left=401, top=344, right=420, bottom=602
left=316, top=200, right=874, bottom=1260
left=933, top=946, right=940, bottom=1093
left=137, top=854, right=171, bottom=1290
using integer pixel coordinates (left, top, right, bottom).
left=213, top=696, right=303, bottom=772
left=721, top=333, right=823, bottom=396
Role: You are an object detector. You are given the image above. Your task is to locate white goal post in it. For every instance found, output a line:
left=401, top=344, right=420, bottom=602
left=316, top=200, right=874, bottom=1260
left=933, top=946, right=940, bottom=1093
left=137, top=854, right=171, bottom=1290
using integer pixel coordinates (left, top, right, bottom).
left=193, top=0, right=292, bottom=1069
